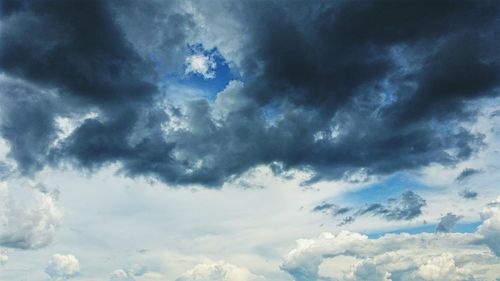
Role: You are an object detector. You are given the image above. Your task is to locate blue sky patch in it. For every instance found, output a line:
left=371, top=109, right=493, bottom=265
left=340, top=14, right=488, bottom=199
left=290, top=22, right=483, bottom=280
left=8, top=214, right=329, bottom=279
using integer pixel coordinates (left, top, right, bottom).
left=343, top=172, right=431, bottom=204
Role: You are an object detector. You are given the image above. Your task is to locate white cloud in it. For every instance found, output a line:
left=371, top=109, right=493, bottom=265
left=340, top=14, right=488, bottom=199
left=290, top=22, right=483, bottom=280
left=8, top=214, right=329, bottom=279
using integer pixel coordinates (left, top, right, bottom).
left=477, top=196, right=500, bottom=256
left=0, top=182, right=63, bottom=249
left=176, top=261, right=265, bottom=281
left=45, top=254, right=80, bottom=280
left=185, top=53, right=217, bottom=79
left=415, top=253, right=472, bottom=281
left=282, top=196, right=500, bottom=281
left=110, top=269, right=136, bottom=281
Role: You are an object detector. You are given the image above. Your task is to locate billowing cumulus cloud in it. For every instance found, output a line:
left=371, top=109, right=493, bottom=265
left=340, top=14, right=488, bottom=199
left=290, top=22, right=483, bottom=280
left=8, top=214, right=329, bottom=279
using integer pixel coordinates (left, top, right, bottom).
left=45, top=254, right=80, bottom=280
left=176, top=261, right=264, bottom=281
left=282, top=198, right=500, bottom=281
left=0, top=0, right=498, bottom=187
left=477, top=196, right=500, bottom=256
left=0, top=182, right=62, bottom=249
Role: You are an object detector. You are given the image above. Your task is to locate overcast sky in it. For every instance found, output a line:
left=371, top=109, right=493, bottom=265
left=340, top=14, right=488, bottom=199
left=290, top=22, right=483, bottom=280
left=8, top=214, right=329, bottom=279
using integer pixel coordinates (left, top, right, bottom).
left=0, top=0, right=499, bottom=280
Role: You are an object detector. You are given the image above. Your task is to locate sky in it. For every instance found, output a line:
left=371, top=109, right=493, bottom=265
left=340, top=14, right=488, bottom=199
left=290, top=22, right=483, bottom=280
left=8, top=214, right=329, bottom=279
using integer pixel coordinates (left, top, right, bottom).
left=0, top=0, right=499, bottom=280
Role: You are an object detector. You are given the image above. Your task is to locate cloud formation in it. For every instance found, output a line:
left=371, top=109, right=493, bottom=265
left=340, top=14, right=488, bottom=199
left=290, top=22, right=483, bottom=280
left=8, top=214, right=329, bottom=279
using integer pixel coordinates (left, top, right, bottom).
left=355, top=191, right=426, bottom=221
left=477, top=196, right=500, bottom=256
left=185, top=53, right=217, bottom=79
left=0, top=0, right=498, bottom=188
left=455, top=168, right=482, bottom=183
left=282, top=197, right=500, bottom=281
left=435, top=213, right=461, bottom=233
left=176, top=261, right=264, bottom=281
left=313, top=191, right=426, bottom=225
left=0, top=182, right=62, bottom=249
left=459, top=189, right=478, bottom=200
left=110, top=269, right=136, bottom=281
left=45, top=254, right=80, bottom=281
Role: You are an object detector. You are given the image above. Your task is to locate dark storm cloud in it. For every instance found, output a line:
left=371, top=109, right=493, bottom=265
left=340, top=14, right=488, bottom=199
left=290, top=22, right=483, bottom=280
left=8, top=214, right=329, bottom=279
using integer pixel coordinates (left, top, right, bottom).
left=0, top=0, right=499, bottom=186
left=0, top=0, right=161, bottom=177
left=233, top=0, right=498, bottom=182
left=111, top=0, right=197, bottom=74
left=436, top=213, right=462, bottom=233
left=459, top=189, right=478, bottom=200
left=0, top=0, right=155, bottom=108
left=0, top=78, right=60, bottom=175
left=456, top=168, right=482, bottom=183
left=241, top=0, right=499, bottom=110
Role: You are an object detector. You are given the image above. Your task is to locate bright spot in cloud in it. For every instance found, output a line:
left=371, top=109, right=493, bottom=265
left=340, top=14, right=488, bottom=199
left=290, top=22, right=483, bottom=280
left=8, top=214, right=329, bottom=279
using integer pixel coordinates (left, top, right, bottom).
left=185, top=53, right=217, bottom=79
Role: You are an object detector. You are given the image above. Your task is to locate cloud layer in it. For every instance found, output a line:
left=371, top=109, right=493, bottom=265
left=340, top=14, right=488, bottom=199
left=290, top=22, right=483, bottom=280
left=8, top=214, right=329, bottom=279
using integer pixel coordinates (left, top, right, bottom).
left=0, top=0, right=498, bottom=186
left=283, top=197, right=500, bottom=281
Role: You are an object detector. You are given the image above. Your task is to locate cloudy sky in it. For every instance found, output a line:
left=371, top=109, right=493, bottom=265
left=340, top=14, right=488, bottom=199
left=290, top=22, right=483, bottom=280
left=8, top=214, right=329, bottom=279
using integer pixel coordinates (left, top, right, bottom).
left=0, top=0, right=499, bottom=280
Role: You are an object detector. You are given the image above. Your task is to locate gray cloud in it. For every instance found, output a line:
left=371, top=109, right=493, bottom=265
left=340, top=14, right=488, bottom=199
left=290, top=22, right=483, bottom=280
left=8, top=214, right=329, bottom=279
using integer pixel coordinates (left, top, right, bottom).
left=0, top=0, right=498, bottom=187
left=313, top=202, right=351, bottom=217
left=435, top=213, right=462, bottom=233
left=355, top=191, right=427, bottom=221
left=283, top=198, right=500, bottom=281
left=456, top=168, right=482, bottom=183
left=313, top=191, right=427, bottom=225
left=459, top=189, right=478, bottom=199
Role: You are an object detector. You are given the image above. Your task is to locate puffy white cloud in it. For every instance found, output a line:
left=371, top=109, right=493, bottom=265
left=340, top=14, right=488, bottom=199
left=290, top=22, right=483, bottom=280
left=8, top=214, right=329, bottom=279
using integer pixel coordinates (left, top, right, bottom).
left=110, top=269, right=136, bottom=281
left=185, top=53, right=217, bottom=79
left=0, top=182, right=63, bottom=249
left=45, top=254, right=80, bottom=280
left=176, top=261, right=264, bottom=281
left=282, top=197, right=500, bottom=281
left=416, top=253, right=473, bottom=281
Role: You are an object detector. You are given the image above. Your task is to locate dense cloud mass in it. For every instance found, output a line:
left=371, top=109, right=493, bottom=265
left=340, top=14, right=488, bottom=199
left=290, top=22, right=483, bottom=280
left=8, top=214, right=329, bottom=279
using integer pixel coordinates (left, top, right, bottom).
left=0, top=0, right=499, bottom=187
left=282, top=198, right=500, bottom=281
